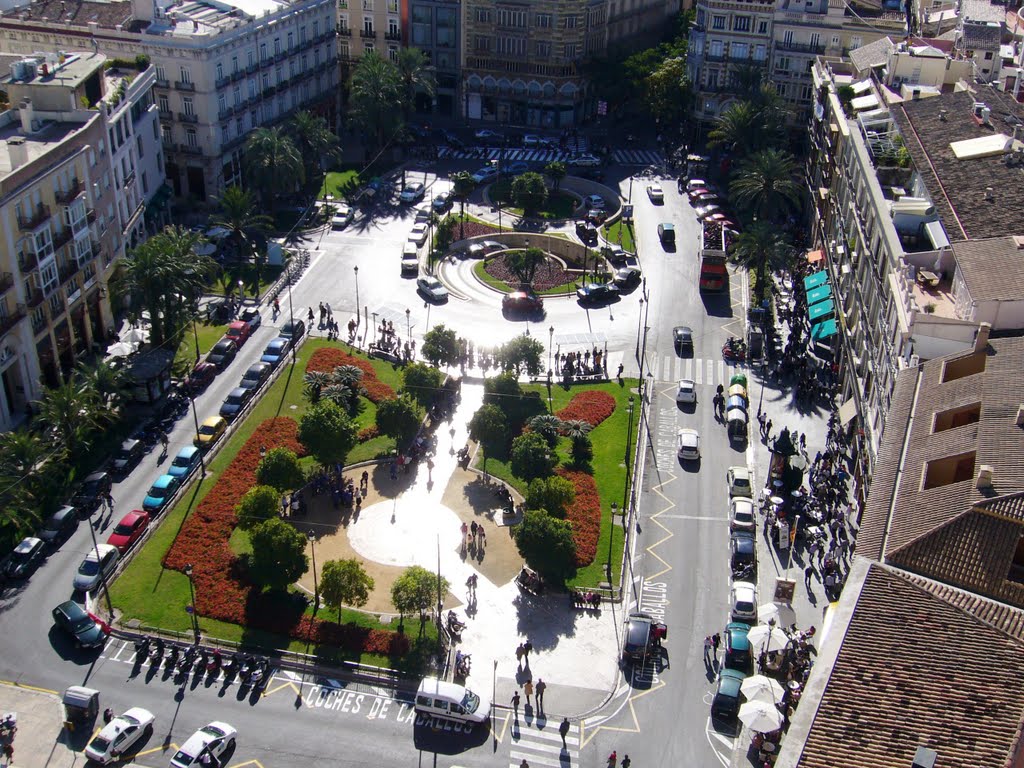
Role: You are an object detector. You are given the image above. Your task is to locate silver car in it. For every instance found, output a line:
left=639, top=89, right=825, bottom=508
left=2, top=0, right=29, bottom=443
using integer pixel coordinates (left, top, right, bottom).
left=417, top=276, right=449, bottom=302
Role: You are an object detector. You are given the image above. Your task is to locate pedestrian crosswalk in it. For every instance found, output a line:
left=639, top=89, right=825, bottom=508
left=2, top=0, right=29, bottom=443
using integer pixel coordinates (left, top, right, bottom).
left=646, top=355, right=743, bottom=387
left=510, top=720, right=580, bottom=768
left=434, top=146, right=665, bottom=168
left=611, top=149, right=666, bottom=166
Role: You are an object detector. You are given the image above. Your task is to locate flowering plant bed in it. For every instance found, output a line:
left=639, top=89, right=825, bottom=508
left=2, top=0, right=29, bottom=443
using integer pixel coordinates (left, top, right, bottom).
left=557, top=468, right=601, bottom=566
left=483, top=253, right=575, bottom=293
left=456, top=219, right=501, bottom=239
left=163, top=417, right=409, bottom=656
left=307, top=347, right=396, bottom=403
left=557, top=390, right=616, bottom=428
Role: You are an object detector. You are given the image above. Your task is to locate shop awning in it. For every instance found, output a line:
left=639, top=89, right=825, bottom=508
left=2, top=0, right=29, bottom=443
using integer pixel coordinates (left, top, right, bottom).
left=806, top=249, right=824, bottom=264
left=811, top=318, right=838, bottom=340
left=808, top=299, right=835, bottom=322
left=839, top=396, right=858, bottom=426
left=803, top=271, right=828, bottom=291
left=806, top=284, right=832, bottom=304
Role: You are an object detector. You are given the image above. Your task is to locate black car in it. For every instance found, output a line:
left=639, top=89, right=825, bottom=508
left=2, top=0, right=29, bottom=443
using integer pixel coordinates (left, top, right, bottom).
left=673, top=326, right=694, bottom=355
left=730, top=531, right=756, bottom=573
left=52, top=600, right=107, bottom=648
left=622, top=612, right=666, bottom=663
left=281, top=319, right=306, bottom=343
left=111, top=438, right=144, bottom=477
left=239, top=362, right=271, bottom=391
left=575, top=221, right=599, bottom=245
left=206, top=339, right=238, bottom=371
left=576, top=283, right=619, bottom=305
left=502, top=291, right=544, bottom=316
left=5, top=537, right=45, bottom=579
left=39, top=505, right=79, bottom=546
left=219, top=387, right=253, bottom=420
left=613, top=267, right=642, bottom=290
left=73, top=471, right=112, bottom=516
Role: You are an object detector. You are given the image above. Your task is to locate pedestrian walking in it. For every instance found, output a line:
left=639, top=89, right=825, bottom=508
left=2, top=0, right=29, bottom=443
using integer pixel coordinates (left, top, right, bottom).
left=804, top=564, right=815, bottom=587
left=524, top=680, right=534, bottom=706
left=765, top=419, right=773, bottom=441
left=516, top=644, right=525, bottom=665
left=103, top=708, right=113, bottom=724
left=520, top=760, right=529, bottom=768
left=523, top=640, right=533, bottom=659
left=511, top=690, right=521, bottom=717
left=460, top=521, right=468, bottom=542
left=326, top=302, right=332, bottom=318
left=621, top=756, right=631, bottom=768
left=105, top=492, right=115, bottom=513
left=307, top=307, right=314, bottom=323
left=608, top=750, right=617, bottom=768
left=758, top=412, right=767, bottom=436
left=559, top=717, right=570, bottom=747
left=471, top=521, right=478, bottom=539
left=703, top=635, right=712, bottom=661
left=479, top=528, right=486, bottom=547
left=536, top=678, right=546, bottom=711
left=712, top=632, right=721, bottom=657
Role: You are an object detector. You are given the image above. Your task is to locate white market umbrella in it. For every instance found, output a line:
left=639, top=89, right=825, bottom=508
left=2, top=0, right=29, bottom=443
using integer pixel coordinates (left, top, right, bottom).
left=740, top=675, right=786, bottom=704
left=738, top=700, right=784, bottom=732
left=122, top=327, right=149, bottom=344
left=747, top=624, right=790, bottom=653
left=106, top=341, right=137, bottom=357
left=758, top=601, right=797, bottom=627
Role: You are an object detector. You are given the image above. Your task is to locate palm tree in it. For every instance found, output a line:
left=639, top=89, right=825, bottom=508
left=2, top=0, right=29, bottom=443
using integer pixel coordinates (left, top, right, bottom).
left=506, top=248, right=546, bottom=288
left=0, top=430, right=66, bottom=528
left=348, top=52, right=403, bottom=153
left=730, top=148, right=802, bottom=223
left=244, top=127, right=305, bottom=210
left=76, top=360, right=129, bottom=412
left=396, top=48, right=436, bottom=121
left=211, top=186, right=272, bottom=274
left=528, top=414, right=563, bottom=447
left=34, top=380, right=102, bottom=461
left=728, top=222, right=793, bottom=306
left=707, top=101, right=765, bottom=158
left=303, top=371, right=331, bottom=404
left=544, top=161, right=567, bottom=193
left=451, top=171, right=475, bottom=239
left=291, top=111, right=341, bottom=186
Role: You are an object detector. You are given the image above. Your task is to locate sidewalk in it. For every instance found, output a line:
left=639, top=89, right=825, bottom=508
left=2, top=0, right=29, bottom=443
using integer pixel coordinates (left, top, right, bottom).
left=0, top=684, right=80, bottom=768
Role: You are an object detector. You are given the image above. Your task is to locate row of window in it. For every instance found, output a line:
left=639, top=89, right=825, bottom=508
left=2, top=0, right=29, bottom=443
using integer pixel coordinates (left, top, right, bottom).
left=474, top=36, right=577, bottom=59
left=338, top=0, right=399, bottom=12
left=338, top=15, right=399, bottom=35
left=474, top=7, right=578, bottom=29
left=698, top=9, right=770, bottom=34
left=339, top=41, right=400, bottom=61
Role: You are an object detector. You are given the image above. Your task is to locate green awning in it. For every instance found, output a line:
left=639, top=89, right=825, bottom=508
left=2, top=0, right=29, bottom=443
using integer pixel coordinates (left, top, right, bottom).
left=803, top=271, right=828, bottom=291
left=806, top=284, right=832, bottom=304
left=811, top=319, right=838, bottom=340
left=808, top=298, right=835, bottom=322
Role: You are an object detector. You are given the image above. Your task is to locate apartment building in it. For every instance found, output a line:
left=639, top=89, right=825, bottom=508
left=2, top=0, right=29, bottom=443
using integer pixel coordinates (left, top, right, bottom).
left=0, top=52, right=139, bottom=428
left=0, top=0, right=338, bottom=202
left=804, top=47, right=1024, bottom=492
left=338, top=0, right=402, bottom=74
left=406, top=0, right=460, bottom=116
left=607, top=0, right=681, bottom=47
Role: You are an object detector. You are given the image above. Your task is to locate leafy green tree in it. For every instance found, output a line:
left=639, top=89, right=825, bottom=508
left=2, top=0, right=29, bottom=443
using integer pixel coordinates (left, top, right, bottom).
left=513, top=509, right=577, bottom=583
left=391, top=565, right=448, bottom=625
left=248, top=518, right=309, bottom=591
left=376, top=396, right=422, bottom=448
left=256, top=448, right=305, bottom=492
left=451, top=172, right=475, bottom=239
left=644, top=56, right=692, bottom=130
left=348, top=51, right=403, bottom=153
left=434, top=214, right=456, bottom=254
left=244, top=127, right=305, bottom=209
left=320, top=559, right=375, bottom=620
left=505, top=247, right=546, bottom=288
left=468, top=404, right=508, bottom=471
left=484, top=373, right=546, bottom=432
left=210, top=186, right=272, bottom=275
left=511, top=172, right=548, bottom=214
left=730, top=148, right=802, bottom=223
left=402, top=362, right=444, bottom=408
left=76, top=359, right=129, bottom=412
left=290, top=110, right=341, bottom=184
left=528, top=414, right=563, bottom=447
left=728, top=221, right=793, bottom=306
left=498, top=334, right=545, bottom=377
left=526, top=476, right=576, bottom=518
left=543, top=161, right=567, bottom=193
left=511, top=432, right=557, bottom=481
left=298, top=401, right=359, bottom=467
left=0, top=430, right=64, bottom=536
left=396, top=47, right=436, bottom=120
left=236, top=485, right=282, bottom=530
left=421, top=324, right=460, bottom=367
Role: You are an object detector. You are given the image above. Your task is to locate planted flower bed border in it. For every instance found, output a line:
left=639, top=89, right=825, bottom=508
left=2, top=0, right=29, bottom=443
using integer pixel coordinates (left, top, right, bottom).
left=557, top=390, right=616, bottom=429
left=307, top=347, right=396, bottom=403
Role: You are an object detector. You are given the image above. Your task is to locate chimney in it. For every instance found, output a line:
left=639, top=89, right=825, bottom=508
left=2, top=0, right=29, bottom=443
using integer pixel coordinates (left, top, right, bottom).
left=1016, top=404, right=1024, bottom=427
left=985, top=186, right=994, bottom=200
left=974, top=321, right=992, bottom=352
left=18, top=99, right=33, bottom=133
left=939, top=109, right=948, bottom=121
left=912, top=747, right=938, bottom=768
left=976, top=465, right=994, bottom=489
left=6, top=137, right=28, bottom=169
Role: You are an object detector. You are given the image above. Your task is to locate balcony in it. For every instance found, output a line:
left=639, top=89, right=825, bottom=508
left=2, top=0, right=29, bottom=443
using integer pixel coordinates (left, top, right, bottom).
left=0, top=304, right=26, bottom=337
left=59, top=261, right=78, bottom=283
left=178, top=112, right=199, bottom=124
left=247, top=62, right=259, bottom=74
left=231, top=69, right=246, bottom=82
left=154, top=78, right=170, bottom=88
left=0, top=273, right=13, bottom=295
left=216, top=75, right=230, bottom=88
left=159, top=108, right=173, bottom=120
left=27, top=289, right=44, bottom=309
left=162, top=139, right=175, bottom=152
left=86, top=208, right=96, bottom=224
left=337, top=26, right=351, bottom=36
left=385, top=31, right=401, bottom=41
left=55, top=179, right=82, bottom=205
left=775, top=40, right=826, bottom=55
left=218, top=106, right=234, bottom=120
left=18, top=251, right=38, bottom=273
left=17, top=203, right=51, bottom=232
left=274, top=51, right=287, bottom=63
left=52, top=227, right=73, bottom=250
left=360, top=28, right=375, bottom=38
left=179, top=144, right=203, bottom=156
left=174, top=80, right=195, bottom=91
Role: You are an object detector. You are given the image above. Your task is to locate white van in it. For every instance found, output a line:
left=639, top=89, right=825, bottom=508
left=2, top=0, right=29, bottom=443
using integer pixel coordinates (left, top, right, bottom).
left=415, top=678, right=491, bottom=724
left=401, top=243, right=419, bottom=275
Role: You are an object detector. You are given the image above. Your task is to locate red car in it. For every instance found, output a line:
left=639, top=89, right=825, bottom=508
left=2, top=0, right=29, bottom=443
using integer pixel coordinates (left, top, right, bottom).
left=502, top=291, right=544, bottom=314
left=184, top=362, right=217, bottom=394
left=224, top=320, right=252, bottom=347
left=107, top=510, right=151, bottom=553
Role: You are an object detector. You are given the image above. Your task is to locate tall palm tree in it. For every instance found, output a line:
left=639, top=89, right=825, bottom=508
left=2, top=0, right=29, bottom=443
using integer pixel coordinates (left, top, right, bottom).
left=528, top=414, right=563, bottom=447
left=506, top=248, right=546, bottom=288
left=348, top=51, right=403, bottom=153
left=728, top=222, right=793, bottom=306
left=211, top=186, right=273, bottom=292
left=730, top=148, right=802, bottom=223
left=0, top=430, right=67, bottom=527
left=544, top=161, right=567, bottom=193
left=396, top=47, right=436, bottom=121
left=34, top=379, right=102, bottom=461
left=303, top=371, right=331, bottom=404
left=244, top=127, right=305, bottom=209
left=451, top=171, right=475, bottom=239
left=76, top=360, right=129, bottom=412
left=707, top=101, right=765, bottom=158
left=291, top=111, right=341, bottom=186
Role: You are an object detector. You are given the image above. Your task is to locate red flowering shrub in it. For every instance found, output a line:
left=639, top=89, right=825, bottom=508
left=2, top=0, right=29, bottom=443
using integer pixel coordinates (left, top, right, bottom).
left=306, top=347, right=396, bottom=403
left=163, top=417, right=409, bottom=657
left=457, top=221, right=500, bottom=239
left=557, top=391, right=616, bottom=429
left=357, top=424, right=380, bottom=442
left=557, top=469, right=600, bottom=566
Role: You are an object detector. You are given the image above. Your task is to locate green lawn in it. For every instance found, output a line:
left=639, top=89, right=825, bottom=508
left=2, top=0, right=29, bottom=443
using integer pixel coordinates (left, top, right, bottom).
left=110, top=339, right=428, bottom=665
left=320, top=169, right=362, bottom=200
left=172, top=319, right=229, bottom=376
left=208, top=263, right=284, bottom=299
left=603, top=219, right=636, bottom=252
left=475, top=379, right=636, bottom=588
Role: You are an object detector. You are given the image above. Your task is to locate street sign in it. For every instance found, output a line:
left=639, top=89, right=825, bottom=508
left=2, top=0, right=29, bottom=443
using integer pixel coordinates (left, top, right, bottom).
left=185, top=605, right=194, bottom=614
left=622, top=204, right=634, bottom=222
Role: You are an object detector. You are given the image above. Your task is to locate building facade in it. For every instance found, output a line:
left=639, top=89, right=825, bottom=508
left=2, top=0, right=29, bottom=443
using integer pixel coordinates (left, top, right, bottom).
left=0, top=0, right=338, bottom=202
left=337, top=0, right=402, bottom=74
left=405, top=0, right=460, bottom=116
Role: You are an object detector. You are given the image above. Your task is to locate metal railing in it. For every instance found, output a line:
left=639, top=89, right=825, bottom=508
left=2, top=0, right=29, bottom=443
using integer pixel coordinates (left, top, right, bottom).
left=17, top=203, right=51, bottom=231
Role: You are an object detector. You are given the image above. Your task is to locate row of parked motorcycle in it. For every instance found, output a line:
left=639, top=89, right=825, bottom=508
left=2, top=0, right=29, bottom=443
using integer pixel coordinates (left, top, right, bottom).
left=133, top=636, right=271, bottom=690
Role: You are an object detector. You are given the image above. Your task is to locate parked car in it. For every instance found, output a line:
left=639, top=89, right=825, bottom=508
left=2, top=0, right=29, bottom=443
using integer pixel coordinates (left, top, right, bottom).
left=711, top=669, right=747, bottom=721
left=183, top=362, right=217, bottom=395
left=576, top=283, right=619, bottom=305
left=621, top=612, right=667, bottom=663
left=474, top=129, right=503, bottom=142
left=39, top=505, right=78, bottom=546
left=696, top=203, right=722, bottom=219
left=463, top=243, right=487, bottom=259
left=613, top=266, right=642, bottom=290
left=675, top=379, right=697, bottom=404
left=431, top=194, right=451, bottom=213
left=723, top=622, right=753, bottom=673
left=73, top=471, right=112, bottom=516
left=575, top=221, right=599, bottom=245
left=84, top=707, right=155, bottom=764
left=52, top=600, right=108, bottom=649
left=331, top=204, right=353, bottom=229
left=399, top=182, right=426, bottom=203
left=205, top=339, right=238, bottom=371
left=408, top=223, right=429, bottom=247
left=5, top=537, right=45, bottom=579
left=677, top=428, right=701, bottom=461
left=219, top=387, right=253, bottom=421
left=168, top=446, right=202, bottom=480
left=602, top=245, right=631, bottom=264
left=657, top=222, right=676, bottom=246
left=673, top=326, right=693, bottom=355
left=239, top=362, right=271, bottom=391
left=224, top=321, right=252, bottom=347
left=260, top=338, right=291, bottom=368
left=647, top=184, right=665, bottom=203
left=506, top=161, right=530, bottom=175
left=417, top=276, right=449, bottom=302
left=730, top=531, right=757, bottom=573
left=523, top=134, right=552, bottom=148
left=73, top=543, right=119, bottom=592
left=143, top=475, right=180, bottom=514
left=471, top=166, right=498, bottom=184
left=727, top=466, right=753, bottom=498
left=730, top=581, right=758, bottom=623
left=730, top=498, right=756, bottom=532
left=280, top=319, right=305, bottom=342
left=106, top=510, right=151, bottom=553
left=110, top=438, right=144, bottom=478
left=195, top=416, right=227, bottom=450
left=170, top=722, right=236, bottom=768
left=502, top=291, right=544, bottom=315
left=584, top=209, right=608, bottom=225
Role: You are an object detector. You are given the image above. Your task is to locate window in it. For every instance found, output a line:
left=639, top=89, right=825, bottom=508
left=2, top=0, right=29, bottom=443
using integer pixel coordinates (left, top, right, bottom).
left=158, top=94, right=170, bottom=113
left=563, top=42, right=578, bottom=59
left=922, top=452, right=976, bottom=490
left=389, top=46, right=398, bottom=61
left=941, top=353, right=986, bottom=382
left=831, top=35, right=840, bottom=48
left=236, top=117, right=244, bottom=135
left=364, top=42, right=374, bottom=53
left=161, top=124, right=172, bottom=145
left=363, top=17, right=373, bottom=33
left=248, top=79, right=257, bottom=98
left=536, top=12, right=552, bottom=27
left=179, top=66, right=191, bottom=84
left=232, top=55, right=239, bottom=73
left=186, top=129, right=197, bottom=148
left=300, top=25, right=307, bottom=42
left=276, top=65, right=283, bottom=84
left=218, top=93, right=227, bottom=113
left=732, top=42, right=748, bottom=58
left=260, top=43, right=268, bottom=62
left=262, top=72, right=270, bottom=90
left=274, top=37, right=281, bottom=55
left=497, top=8, right=526, bottom=27
left=809, top=32, right=821, bottom=48
left=783, top=30, right=794, bottom=45
left=216, top=62, right=224, bottom=80
left=475, top=8, right=491, bottom=22
left=733, top=16, right=750, bottom=31
left=248, top=50, right=256, bottom=67
left=155, top=64, right=166, bottom=81
left=757, top=20, right=768, bottom=34
left=496, top=37, right=527, bottom=55
left=754, top=44, right=766, bottom=60
left=388, top=18, right=399, bottom=35
left=388, top=0, right=397, bottom=11
left=850, top=36, right=862, bottom=48
left=564, top=14, right=577, bottom=28
left=707, top=69, right=718, bottom=88
left=233, top=86, right=241, bottom=106
left=712, top=15, right=725, bottom=29
left=40, top=261, right=58, bottom=293
left=776, top=56, right=790, bottom=71
left=475, top=35, right=491, bottom=52
left=709, top=40, right=723, bottom=57
left=412, top=6, right=430, bottom=22
left=536, top=40, right=551, bottom=56
left=362, top=0, right=372, bottom=8
left=287, top=31, right=293, bottom=49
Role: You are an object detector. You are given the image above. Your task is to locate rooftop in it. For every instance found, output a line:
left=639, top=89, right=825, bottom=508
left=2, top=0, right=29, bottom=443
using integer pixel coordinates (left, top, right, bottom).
left=847, top=35, right=894, bottom=73
left=0, top=0, right=133, bottom=29
left=952, top=236, right=1024, bottom=301
left=960, top=0, right=1009, bottom=24
left=890, top=87, right=1024, bottom=241
left=0, top=52, right=104, bottom=90
left=0, top=114, right=91, bottom=178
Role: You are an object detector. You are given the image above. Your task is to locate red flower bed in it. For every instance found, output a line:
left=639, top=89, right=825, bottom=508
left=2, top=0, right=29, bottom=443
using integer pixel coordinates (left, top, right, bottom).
left=484, top=254, right=573, bottom=291
left=357, top=424, right=379, bottom=442
left=306, top=347, right=396, bottom=403
left=557, top=391, right=616, bottom=429
left=558, top=469, right=600, bottom=566
left=458, top=221, right=500, bottom=239
left=163, top=417, right=409, bottom=657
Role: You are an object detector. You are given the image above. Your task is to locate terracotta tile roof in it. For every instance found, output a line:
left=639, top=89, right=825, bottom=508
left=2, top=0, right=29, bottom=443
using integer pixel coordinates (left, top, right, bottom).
left=0, top=0, right=134, bottom=29
left=848, top=36, right=894, bottom=73
left=960, top=19, right=1003, bottom=50
left=951, top=237, right=1024, bottom=302
left=790, top=565, right=1024, bottom=768
left=890, top=88, right=1024, bottom=241
left=902, top=567, right=1024, bottom=639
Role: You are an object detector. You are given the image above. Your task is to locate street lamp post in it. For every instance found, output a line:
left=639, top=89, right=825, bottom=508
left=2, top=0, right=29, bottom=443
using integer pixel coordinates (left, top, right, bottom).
left=353, top=266, right=360, bottom=325
left=548, top=325, right=554, bottom=373
left=623, top=396, right=635, bottom=513
left=608, top=502, right=618, bottom=580
left=635, top=297, right=644, bottom=364
left=237, top=279, right=244, bottom=307
left=307, top=530, right=319, bottom=615
left=183, top=563, right=199, bottom=643
left=371, top=312, right=378, bottom=348
left=192, top=314, right=201, bottom=363
left=187, top=388, right=206, bottom=477
left=405, top=308, right=411, bottom=341
left=87, top=521, right=115, bottom=619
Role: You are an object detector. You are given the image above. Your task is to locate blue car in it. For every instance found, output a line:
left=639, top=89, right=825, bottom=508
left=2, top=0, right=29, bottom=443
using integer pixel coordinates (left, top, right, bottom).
left=143, top=474, right=180, bottom=514
left=168, top=446, right=202, bottom=480
left=260, top=337, right=291, bottom=368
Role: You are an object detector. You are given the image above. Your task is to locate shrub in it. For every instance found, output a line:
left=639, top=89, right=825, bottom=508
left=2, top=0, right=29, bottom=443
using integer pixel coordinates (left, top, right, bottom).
left=557, top=390, right=616, bottom=428
left=306, top=348, right=395, bottom=403
left=510, top=431, right=557, bottom=481
left=557, top=468, right=601, bottom=566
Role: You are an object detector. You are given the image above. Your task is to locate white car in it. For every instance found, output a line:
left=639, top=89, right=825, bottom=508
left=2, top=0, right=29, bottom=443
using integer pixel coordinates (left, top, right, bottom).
left=399, top=182, right=425, bottom=203
left=471, top=166, right=498, bottom=184
left=730, top=498, right=756, bottom=532
left=330, top=204, right=352, bottom=229
left=570, top=153, right=602, bottom=167
left=523, top=134, right=551, bottom=148
left=169, top=722, right=237, bottom=768
left=730, top=581, right=757, bottom=622
left=647, top=184, right=665, bottom=203
left=676, top=379, right=696, bottom=404
left=584, top=194, right=606, bottom=210
left=474, top=129, right=502, bottom=141
left=677, top=428, right=700, bottom=461
left=417, top=276, right=449, bottom=302
left=73, top=544, right=119, bottom=592
left=727, top=466, right=752, bottom=498
left=85, top=707, right=155, bottom=764
left=408, top=223, right=429, bottom=247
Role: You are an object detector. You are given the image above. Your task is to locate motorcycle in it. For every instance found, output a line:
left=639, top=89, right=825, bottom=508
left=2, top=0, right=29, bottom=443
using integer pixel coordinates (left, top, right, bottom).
left=249, top=657, right=269, bottom=690
left=722, top=338, right=747, bottom=363
left=150, top=638, right=165, bottom=663
left=447, top=610, right=466, bottom=639
left=238, top=654, right=255, bottom=683
left=222, top=653, right=240, bottom=677
left=165, top=646, right=180, bottom=670
left=134, top=636, right=150, bottom=658
left=195, top=648, right=208, bottom=674
left=177, top=646, right=196, bottom=673
left=207, top=650, right=222, bottom=675
left=454, top=651, right=471, bottom=679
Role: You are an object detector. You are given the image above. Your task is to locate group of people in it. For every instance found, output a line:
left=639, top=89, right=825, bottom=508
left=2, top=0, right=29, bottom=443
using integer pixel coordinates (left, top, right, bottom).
left=556, top=348, right=607, bottom=380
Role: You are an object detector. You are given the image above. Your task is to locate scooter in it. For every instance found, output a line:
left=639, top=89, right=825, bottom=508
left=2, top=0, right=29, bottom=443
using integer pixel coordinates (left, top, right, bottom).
left=447, top=611, right=466, bottom=639
left=165, top=645, right=179, bottom=670
left=722, top=338, right=747, bottom=363
left=454, top=651, right=471, bottom=678
left=222, top=653, right=241, bottom=677
left=249, top=657, right=269, bottom=690
left=194, top=648, right=208, bottom=675
left=134, top=636, right=150, bottom=658
left=177, top=646, right=196, bottom=673
left=150, top=638, right=165, bottom=664
left=207, top=650, right=222, bottom=676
